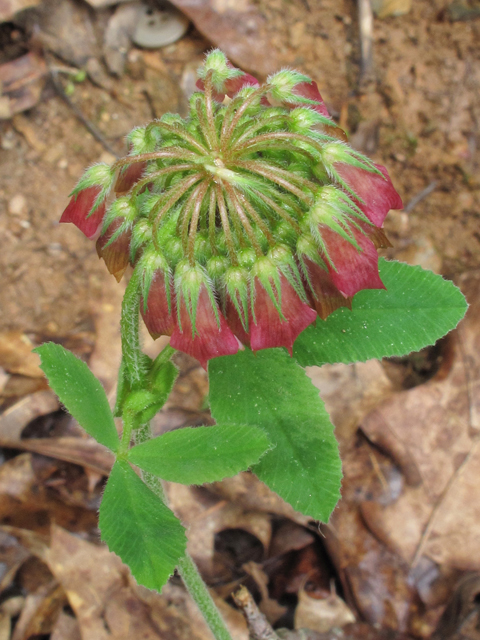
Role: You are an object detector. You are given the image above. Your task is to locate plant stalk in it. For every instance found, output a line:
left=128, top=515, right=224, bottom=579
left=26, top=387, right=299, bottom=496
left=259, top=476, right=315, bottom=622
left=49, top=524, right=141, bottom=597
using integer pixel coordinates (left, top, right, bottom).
left=134, top=422, right=234, bottom=640
left=120, top=278, right=234, bottom=640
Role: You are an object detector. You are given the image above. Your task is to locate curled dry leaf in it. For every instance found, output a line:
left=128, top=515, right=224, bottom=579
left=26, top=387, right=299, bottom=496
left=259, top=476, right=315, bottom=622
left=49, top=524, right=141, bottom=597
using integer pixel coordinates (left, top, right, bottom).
left=10, top=581, right=66, bottom=640
left=359, top=271, right=480, bottom=571
left=0, top=52, right=46, bottom=119
left=0, top=331, right=43, bottom=377
left=167, top=0, right=278, bottom=76
left=167, top=483, right=272, bottom=581
left=294, top=587, right=355, bottom=634
left=41, top=526, right=241, bottom=640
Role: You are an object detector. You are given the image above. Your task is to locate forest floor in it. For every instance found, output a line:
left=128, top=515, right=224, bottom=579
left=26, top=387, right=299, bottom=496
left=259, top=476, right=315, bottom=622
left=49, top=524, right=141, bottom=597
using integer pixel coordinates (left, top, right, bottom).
left=0, top=0, right=479, bottom=638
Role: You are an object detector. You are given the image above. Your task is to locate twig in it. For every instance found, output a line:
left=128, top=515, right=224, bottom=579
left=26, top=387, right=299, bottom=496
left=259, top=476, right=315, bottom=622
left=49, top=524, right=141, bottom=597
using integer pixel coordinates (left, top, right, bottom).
left=358, top=0, right=374, bottom=80
left=48, top=63, right=119, bottom=158
left=404, top=181, right=437, bottom=213
left=233, top=586, right=280, bottom=640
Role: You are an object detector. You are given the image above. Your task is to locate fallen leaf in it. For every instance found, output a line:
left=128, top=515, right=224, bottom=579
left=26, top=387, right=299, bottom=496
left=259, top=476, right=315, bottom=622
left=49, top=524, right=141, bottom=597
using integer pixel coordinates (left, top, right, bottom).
left=0, top=0, right=39, bottom=22
left=43, top=525, right=243, bottom=640
left=168, top=0, right=278, bottom=76
left=0, top=52, right=46, bottom=119
left=294, top=588, right=355, bottom=633
left=359, top=271, right=480, bottom=570
left=167, top=483, right=272, bottom=581
left=0, top=453, right=97, bottom=534
left=371, top=0, right=412, bottom=18
left=0, top=331, right=43, bottom=377
left=0, top=391, right=59, bottom=441
left=11, top=581, right=66, bottom=640
left=50, top=611, right=81, bottom=640
left=0, top=530, right=30, bottom=591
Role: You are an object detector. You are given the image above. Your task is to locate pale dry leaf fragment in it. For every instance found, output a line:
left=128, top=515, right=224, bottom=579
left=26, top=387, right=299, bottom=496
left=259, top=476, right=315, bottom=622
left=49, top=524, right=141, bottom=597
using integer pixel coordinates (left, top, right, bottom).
left=0, top=332, right=43, bottom=377
left=0, top=53, right=46, bottom=118
left=11, top=581, right=66, bottom=640
left=0, top=613, right=10, bottom=640
left=50, top=612, right=81, bottom=640
left=43, top=526, right=238, bottom=640
left=167, top=482, right=272, bottom=581
left=167, top=0, right=278, bottom=76
left=371, top=0, right=412, bottom=18
left=359, top=271, right=480, bottom=569
left=0, top=390, right=58, bottom=442
left=294, top=587, right=355, bottom=633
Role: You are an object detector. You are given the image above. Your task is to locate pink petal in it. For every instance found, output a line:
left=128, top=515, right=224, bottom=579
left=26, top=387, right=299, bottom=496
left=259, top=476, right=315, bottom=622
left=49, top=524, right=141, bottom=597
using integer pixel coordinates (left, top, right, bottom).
left=96, top=219, right=132, bottom=282
left=170, top=287, right=239, bottom=369
left=250, top=275, right=317, bottom=354
left=304, top=258, right=352, bottom=320
left=335, top=163, right=403, bottom=227
left=292, top=80, right=330, bottom=117
left=141, top=270, right=176, bottom=339
left=225, top=296, right=251, bottom=346
left=195, top=78, right=225, bottom=102
left=60, top=186, right=106, bottom=239
left=115, top=162, right=147, bottom=195
left=322, top=226, right=384, bottom=298
left=224, top=72, right=259, bottom=98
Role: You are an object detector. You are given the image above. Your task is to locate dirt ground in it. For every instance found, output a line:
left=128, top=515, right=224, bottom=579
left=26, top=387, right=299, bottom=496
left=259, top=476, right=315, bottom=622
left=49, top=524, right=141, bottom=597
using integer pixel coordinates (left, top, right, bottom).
left=0, top=0, right=479, bottom=638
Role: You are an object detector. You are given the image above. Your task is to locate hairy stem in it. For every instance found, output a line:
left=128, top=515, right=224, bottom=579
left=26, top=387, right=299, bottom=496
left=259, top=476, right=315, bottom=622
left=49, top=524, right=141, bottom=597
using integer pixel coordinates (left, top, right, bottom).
left=120, top=268, right=145, bottom=387
left=134, top=422, right=233, bottom=640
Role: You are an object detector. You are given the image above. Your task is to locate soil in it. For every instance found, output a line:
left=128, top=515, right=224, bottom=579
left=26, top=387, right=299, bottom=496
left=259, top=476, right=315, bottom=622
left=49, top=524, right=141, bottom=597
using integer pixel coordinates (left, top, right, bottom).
left=0, top=0, right=479, bottom=637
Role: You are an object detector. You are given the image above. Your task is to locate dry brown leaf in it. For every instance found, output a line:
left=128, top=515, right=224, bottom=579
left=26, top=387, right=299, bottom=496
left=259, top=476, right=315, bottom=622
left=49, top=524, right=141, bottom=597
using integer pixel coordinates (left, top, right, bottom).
left=0, top=53, right=46, bottom=119
left=360, top=271, right=480, bottom=570
left=43, top=525, right=243, bottom=640
left=0, top=391, right=58, bottom=441
left=294, top=588, right=355, bottom=634
left=0, top=613, right=10, bottom=640
left=0, top=530, right=30, bottom=591
left=0, top=331, right=43, bottom=377
left=0, top=437, right=114, bottom=476
left=211, top=472, right=311, bottom=528
left=50, top=612, right=81, bottom=640
left=11, top=581, right=66, bottom=640
left=167, top=483, right=272, bottom=581
left=0, top=453, right=97, bottom=534
left=168, top=0, right=278, bottom=76
left=371, top=0, right=412, bottom=18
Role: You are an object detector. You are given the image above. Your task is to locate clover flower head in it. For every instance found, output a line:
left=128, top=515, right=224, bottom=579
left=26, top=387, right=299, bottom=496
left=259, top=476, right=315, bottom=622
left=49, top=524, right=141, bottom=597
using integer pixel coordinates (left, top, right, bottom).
left=60, top=49, right=403, bottom=367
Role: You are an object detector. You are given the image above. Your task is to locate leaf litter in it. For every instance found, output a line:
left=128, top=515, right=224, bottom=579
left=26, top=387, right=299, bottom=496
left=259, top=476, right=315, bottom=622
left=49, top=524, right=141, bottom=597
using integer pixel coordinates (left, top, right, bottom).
left=0, top=0, right=479, bottom=637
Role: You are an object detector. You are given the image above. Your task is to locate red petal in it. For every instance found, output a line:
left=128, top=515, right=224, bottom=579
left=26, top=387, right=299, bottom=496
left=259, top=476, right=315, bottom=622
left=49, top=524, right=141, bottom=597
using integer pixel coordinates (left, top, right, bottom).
left=292, top=80, right=330, bottom=117
left=335, top=163, right=403, bottom=227
left=60, top=186, right=105, bottom=239
left=225, top=296, right=251, bottom=346
left=195, top=78, right=225, bottom=102
left=322, top=226, right=384, bottom=298
left=96, top=219, right=131, bottom=282
left=115, top=162, right=147, bottom=195
left=304, top=258, right=352, bottom=320
left=141, top=270, right=176, bottom=339
left=250, top=275, right=317, bottom=354
left=224, top=72, right=259, bottom=98
left=170, top=287, right=239, bottom=369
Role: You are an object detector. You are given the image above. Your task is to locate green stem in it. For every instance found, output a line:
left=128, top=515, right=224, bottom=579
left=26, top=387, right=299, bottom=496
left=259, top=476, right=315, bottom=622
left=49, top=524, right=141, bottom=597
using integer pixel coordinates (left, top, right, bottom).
left=121, top=268, right=145, bottom=388
left=134, top=423, right=233, bottom=640
left=177, top=555, right=233, bottom=640
left=120, top=283, right=233, bottom=640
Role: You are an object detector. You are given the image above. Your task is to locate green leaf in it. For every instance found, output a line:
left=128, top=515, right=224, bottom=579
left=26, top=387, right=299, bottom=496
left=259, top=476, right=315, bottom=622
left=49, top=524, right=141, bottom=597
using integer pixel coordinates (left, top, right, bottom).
left=34, top=342, right=119, bottom=452
left=128, top=424, right=272, bottom=484
left=209, top=349, right=342, bottom=522
left=294, top=259, right=468, bottom=367
left=99, top=460, right=186, bottom=591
